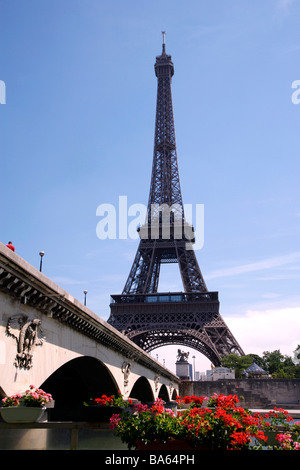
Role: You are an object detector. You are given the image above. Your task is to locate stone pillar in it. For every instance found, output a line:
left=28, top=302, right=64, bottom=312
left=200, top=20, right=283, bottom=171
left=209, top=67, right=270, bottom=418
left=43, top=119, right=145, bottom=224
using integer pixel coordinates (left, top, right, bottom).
left=176, top=360, right=190, bottom=381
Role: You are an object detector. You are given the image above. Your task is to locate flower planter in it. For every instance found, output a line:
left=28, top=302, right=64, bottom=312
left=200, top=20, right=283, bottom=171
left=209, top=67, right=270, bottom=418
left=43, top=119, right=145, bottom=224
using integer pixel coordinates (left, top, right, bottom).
left=136, top=439, right=210, bottom=451
left=112, top=395, right=300, bottom=451
left=0, top=406, right=46, bottom=423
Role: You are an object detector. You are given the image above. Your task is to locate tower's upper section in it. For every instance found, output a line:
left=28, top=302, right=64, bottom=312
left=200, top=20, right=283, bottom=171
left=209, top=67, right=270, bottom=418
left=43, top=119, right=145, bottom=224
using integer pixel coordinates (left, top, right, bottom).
left=136, top=32, right=198, bottom=244
left=146, top=32, right=183, bottom=223
left=154, top=31, right=174, bottom=78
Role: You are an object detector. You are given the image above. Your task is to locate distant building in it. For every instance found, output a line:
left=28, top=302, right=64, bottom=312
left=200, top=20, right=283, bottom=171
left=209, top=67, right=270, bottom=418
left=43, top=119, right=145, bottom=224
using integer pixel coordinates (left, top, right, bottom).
left=194, top=371, right=201, bottom=381
left=206, top=366, right=235, bottom=381
left=243, top=362, right=268, bottom=378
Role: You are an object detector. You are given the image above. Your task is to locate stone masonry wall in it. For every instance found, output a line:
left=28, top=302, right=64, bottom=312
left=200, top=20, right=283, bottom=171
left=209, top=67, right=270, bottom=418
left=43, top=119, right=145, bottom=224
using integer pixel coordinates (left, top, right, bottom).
left=179, top=379, right=300, bottom=409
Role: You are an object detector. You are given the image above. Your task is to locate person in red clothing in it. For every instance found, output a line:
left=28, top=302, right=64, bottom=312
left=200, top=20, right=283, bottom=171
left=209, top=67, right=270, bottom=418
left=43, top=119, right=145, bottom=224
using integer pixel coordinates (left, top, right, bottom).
left=6, top=241, right=15, bottom=252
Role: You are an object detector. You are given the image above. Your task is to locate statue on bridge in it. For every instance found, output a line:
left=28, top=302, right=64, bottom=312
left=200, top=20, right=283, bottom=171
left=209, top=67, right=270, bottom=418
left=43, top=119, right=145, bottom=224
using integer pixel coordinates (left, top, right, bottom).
left=176, top=349, right=189, bottom=363
left=121, top=361, right=131, bottom=388
left=6, top=314, right=45, bottom=369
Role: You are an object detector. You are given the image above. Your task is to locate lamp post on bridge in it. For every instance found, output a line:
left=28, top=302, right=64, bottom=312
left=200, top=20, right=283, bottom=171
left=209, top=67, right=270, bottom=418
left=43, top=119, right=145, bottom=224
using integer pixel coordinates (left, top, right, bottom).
left=39, top=251, right=44, bottom=272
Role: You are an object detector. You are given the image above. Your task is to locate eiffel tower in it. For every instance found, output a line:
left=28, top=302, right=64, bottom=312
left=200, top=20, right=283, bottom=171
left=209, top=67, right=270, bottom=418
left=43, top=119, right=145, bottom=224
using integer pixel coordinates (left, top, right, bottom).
left=108, top=34, right=244, bottom=365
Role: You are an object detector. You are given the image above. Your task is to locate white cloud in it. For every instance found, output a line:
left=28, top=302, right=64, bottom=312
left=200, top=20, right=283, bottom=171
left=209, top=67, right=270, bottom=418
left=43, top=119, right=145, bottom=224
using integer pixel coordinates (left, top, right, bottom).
left=206, top=252, right=300, bottom=280
left=226, top=307, right=300, bottom=357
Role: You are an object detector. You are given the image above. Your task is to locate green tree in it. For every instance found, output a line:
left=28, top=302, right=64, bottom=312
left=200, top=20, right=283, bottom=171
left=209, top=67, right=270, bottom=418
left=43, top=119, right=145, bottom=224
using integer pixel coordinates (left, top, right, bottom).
left=272, top=365, right=300, bottom=378
left=222, top=350, right=300, bottom=378
left=248, top=354, right=266, bottom=369
left=221, top=354, right=252, bottom=378
left=262, top=350, right=293, bottom=374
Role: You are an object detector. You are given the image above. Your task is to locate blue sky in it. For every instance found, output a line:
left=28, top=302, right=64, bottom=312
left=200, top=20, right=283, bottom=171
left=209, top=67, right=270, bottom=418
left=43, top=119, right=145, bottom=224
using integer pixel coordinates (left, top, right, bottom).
left=1, top=0, right=300, bottom=373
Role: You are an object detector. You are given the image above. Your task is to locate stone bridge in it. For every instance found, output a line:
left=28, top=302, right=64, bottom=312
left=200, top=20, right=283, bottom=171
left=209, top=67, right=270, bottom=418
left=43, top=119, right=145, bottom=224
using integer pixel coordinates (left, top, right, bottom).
left=0, top=243, right=180, bottom=417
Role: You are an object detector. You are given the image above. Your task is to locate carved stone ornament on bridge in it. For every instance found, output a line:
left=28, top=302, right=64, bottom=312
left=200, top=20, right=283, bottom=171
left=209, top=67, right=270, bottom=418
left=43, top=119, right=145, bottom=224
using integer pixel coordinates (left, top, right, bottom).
left=121, top=361, right=131, bottom=387
left=6, top=313, right=45, bottom=369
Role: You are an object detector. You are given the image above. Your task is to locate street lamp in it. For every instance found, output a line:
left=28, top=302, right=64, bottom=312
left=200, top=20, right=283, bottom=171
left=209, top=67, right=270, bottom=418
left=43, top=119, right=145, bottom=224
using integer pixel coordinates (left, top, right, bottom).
left=39, top=251, right=45, bottom=272
left=84, top=290, right=88, bottom=306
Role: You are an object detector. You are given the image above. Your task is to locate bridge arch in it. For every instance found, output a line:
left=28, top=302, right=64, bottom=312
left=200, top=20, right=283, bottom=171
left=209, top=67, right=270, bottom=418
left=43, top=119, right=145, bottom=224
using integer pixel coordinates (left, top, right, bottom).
left=129, top=376, right=154, bottom=403
left=40, top=356, right=119, bottom=418
left=158, top=383, right=169, bottom=401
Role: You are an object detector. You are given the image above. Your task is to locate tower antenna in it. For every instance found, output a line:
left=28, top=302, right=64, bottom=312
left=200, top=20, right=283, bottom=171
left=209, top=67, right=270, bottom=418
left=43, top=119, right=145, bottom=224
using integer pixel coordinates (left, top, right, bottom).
left=162, top=31, right=166, bottom=53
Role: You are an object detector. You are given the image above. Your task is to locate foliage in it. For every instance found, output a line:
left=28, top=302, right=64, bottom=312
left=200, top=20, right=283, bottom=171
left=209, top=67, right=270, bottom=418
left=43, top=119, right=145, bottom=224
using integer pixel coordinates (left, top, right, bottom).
left=272, top=365, right=300, bottom=379
left=109, top=393, right=300, bottom=451
left=221, top=346, right=300, bottom=378
left=110, top=394, right=300, bottom=451
left=110, top=400, right=180, bottom=449
left=248, top=354, right=266, bottom=369
left=262, top=350, right=293, bottom=374
left=275, top=432, right=300, bottom=450
left=1, top=393, right=22, bottom=408
left=84, top=390, right=133, bottom=407
left=175, top=394, right=205, bottom=408
left=220, top=354, right=252, bottom=377
left=1, top=385, right=52, bottom=408
left=255, top=407, right=295, bottom=431
left=253, top=409, right=300, bottom=450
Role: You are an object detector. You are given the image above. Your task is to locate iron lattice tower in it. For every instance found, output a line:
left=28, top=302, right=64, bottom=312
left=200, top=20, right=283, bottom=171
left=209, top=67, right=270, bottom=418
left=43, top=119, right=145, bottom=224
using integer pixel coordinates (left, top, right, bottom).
left=108, top=35, right=244, bottom=365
